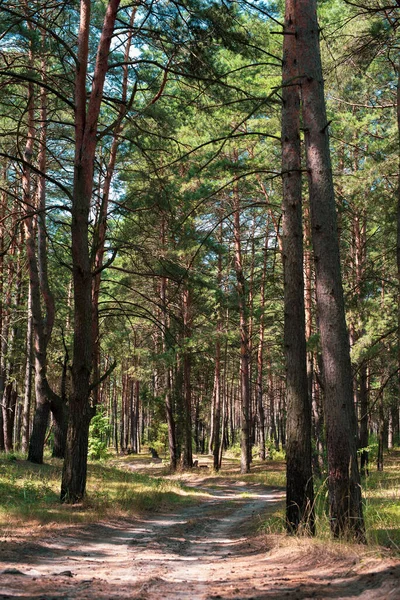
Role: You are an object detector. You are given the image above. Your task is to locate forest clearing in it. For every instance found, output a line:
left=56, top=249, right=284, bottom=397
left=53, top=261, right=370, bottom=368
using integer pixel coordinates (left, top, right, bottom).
left=1, top=452, right=400, bottom=599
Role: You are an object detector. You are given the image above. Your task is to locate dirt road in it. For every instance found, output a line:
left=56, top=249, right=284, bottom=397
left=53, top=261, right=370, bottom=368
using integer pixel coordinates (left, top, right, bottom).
left=0, top=475, right=399, bottom=599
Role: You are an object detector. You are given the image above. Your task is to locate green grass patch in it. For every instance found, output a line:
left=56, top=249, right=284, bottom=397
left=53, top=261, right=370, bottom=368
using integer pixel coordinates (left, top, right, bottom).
left=362, top=450, right=400, bottom=550
left=3, top=449, right=398, bottom=553
left=220, top=458, right=286, bottom=488
left=0, top=453, right=205, bottom=534
left=258, top=448, right=400, bottom=553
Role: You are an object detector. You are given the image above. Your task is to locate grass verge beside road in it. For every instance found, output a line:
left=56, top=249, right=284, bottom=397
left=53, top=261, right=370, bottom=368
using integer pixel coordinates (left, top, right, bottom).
left=1, top=449, right=399, bottom=554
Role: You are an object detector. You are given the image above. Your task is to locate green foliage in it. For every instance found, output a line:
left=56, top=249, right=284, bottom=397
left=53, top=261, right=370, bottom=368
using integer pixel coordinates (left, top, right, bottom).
left=357, top=434, right=379, bottom=464
left=224, top=442, right=241, bottom=459
left=265, top=441, right=286, bottom=461
left=145, top=423, right=169, bottom=457
left=88, top=413, right=111, bottom=461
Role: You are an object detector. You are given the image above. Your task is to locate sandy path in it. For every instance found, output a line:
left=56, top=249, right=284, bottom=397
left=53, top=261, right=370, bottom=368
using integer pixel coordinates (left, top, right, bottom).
left=0, top=476, right=399, bottom=599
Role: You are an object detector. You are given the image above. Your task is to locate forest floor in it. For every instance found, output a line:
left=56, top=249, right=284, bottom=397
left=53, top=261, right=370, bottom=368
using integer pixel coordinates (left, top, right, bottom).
left=1, top=460, right=400, bottom=599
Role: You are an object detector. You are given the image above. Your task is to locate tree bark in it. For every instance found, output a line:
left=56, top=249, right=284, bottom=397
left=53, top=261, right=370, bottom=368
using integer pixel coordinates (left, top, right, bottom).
left=91, top=8, right=136, bottom=408
left=0, top=175, right=5, bottom=452
left=160, top=218, right=178, bottom=470
left=295, top=0, right=365, bottom=540
left=213, top=223, right=223, bottom=470
left=2, top=213, right=24, bottom=453
left=377, top=391, right=385, bottom=472
left=0, top=208, right=17, bottom=453
left=61, top=0, right=121, bottom=502
left=396, top=60, right=400, bottom=454
left=256, top=225, right=269, bottom=461
left=282, top=0, right=314, bottom=534
left=130, top=379, right=140, bottom=453
left=22, top=282, right=33, bottom=454
left=232, top=179, right=251, bottom=474
left=25, top=47, right=65, bottom=464
left=3, top=382, right=17, bottom=452
left=182, top=286, right=193, bottom=469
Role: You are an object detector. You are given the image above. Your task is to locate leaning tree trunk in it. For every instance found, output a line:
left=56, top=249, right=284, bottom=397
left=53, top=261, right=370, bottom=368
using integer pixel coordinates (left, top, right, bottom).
left=91, top=10, right=135, bottom=408
left=23, top=30, right=66, bottom=464
left=281, top=0, right=314, bottom=535
left=295, top=0, right=365, bottom=540
left=26, top=150, right=65, bottom=463
left=38, top=60, right=67, bottom=457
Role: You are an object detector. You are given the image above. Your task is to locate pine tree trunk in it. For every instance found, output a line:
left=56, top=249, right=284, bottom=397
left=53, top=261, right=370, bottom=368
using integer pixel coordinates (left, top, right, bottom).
left=359, top=364, right=369, bottom=476
left=130, top=379, right=139, bottom=454
left=0, top=271, right=9, bottom=454
left=182, top=286, right=193, bottom=469
left=256, top=222, right=269, bottom=461
left=304, top=206, right=322, bottom=474
left=377, top=376, right=386, bottom=472
left=209, top=383, right=215, bottom=455
left=165, top=369, right=177, bottom=469
left=24, top=39, right=65, bottom=464
left=3, top=223, right=24, bottom=454
left=61, top=400, right=92, bottom=501
left=282, top=0, right=314, bottom=534
left=396, top=61, right=400, bottom=450
left=28, top=401, right=51, bottom=462
left=213, top=335, right=222, bottom=470
left=3, top=383, right=17, bottom=452
left=0, top=178, right=5, bottom=452
left=61, top=0, right=120, bottom=502
left=213, top=225, right=223, bottom=470
left=22, top=282, right=33, bottom=454
left=268, top=361, right=278, bottom=451
left=51, top=398, right=68, bottom=458
left=160, top=231, right=178, bottom=470
left=232, top=180, right=251, bottom=474
left=112, top=381, right=119, bottom=454
left=295, top=0, right=365, bottom=540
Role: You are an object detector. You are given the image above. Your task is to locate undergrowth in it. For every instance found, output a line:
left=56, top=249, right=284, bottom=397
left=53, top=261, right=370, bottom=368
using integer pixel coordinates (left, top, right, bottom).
left=258, top=448, right=400, bottom=554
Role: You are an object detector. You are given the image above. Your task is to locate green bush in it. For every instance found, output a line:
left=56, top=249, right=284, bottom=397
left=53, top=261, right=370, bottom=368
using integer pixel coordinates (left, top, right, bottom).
left=357, top=434, right=379, bottom=464
left=88, top=412, right=111, bottom=461
left=266, top=440, right=286, bottom=460
left=144, top=422, right=169, bottom=457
